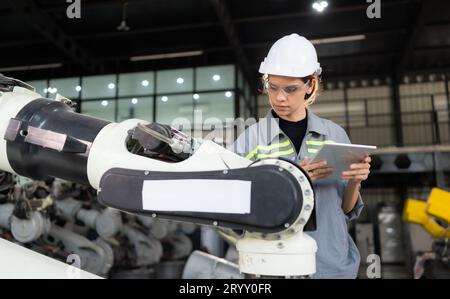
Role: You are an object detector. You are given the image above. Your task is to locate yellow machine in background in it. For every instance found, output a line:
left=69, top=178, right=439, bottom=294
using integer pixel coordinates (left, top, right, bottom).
left=403, top=188, right=450, bottom=279
left=403, top=188, right=450, bottom=238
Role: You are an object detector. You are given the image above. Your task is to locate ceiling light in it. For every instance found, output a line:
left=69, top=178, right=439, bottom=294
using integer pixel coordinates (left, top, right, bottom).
left=0, top=63, right=63, bottom=73
left=101, top=100, right=108, bottom=106
left=193, top=93, right=200, bottom=100
left=75, top=85, right=82, bottom=92
left=176, top=77, right=184, bottom=84
left=130, top=50, right=203, bottom=62
left=212, top=74, right=221, bottom=81
left=311, top=34, right=366, bottom=45
left=108, top=83, right=115, bottom=89
left=141, top=80, right=149, bottom=87
left=47, top=87, right=58, bottom=94
left=131, top=98, right=138, bottom=104
left=161, top=96, right=168, bottom=102
left=225, top=91, right=232, bottom=98
left=312, top=1, right=328, bottom=12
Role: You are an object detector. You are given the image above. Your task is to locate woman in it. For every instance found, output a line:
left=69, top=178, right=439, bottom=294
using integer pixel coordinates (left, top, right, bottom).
left=233, top=34, right=371, bottom=278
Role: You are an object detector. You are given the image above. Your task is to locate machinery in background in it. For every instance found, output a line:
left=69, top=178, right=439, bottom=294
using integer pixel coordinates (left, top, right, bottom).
left=353, top=198, right=413, bottom=279
left=403, top=188, right=450, bottom=278
left=0, top=173, right=197, bottom=278
left=355, top=223, right=375, bottom=265
left=182, top=250, right=244, bottom=279
left=378, top=204, right=405, bottom=264
left=355, top=143, right=450, bottom=278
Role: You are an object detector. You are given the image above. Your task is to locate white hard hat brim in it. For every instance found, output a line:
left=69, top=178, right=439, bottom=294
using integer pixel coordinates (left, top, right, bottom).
left=259, top=61, right=322, bottom=78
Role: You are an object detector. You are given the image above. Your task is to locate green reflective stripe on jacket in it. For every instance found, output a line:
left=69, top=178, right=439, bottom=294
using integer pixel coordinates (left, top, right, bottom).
left=305, top=140, right=335, bottom=146
left=256, top=148, right=295, bottom=159
left=307, top=148, right=319, bottom=154
left=245, top=139, right=291, bottom=160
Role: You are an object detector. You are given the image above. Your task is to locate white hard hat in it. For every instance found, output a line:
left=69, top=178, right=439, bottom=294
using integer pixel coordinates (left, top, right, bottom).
left=259, top=33, right=322, bottom=77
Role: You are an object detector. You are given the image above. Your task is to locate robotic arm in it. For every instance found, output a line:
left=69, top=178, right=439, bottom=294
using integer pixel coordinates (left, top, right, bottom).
left=403, top=188, right=450, bottom=278
left=0, top=74, right=317, bottom=277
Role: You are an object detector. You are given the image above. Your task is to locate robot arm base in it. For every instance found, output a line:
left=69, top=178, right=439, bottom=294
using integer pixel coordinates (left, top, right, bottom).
left=236, top=232, right=317, bottom=277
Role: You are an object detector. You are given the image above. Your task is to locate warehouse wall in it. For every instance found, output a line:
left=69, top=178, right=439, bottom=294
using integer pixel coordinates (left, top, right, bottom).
left=399, top=81, right=450, bottom=145
left=257, top=76, right=450, bottom=148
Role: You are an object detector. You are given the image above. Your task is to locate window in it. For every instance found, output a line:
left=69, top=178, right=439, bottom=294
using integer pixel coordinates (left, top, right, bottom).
left=26, top=80, right=48, bottom=97
left=194, top=91, right=234, bottom=125
left=49, top=77, right=80, bottom=99
left=119, top=71, right=154, bottom=96
left=22, top=64, right=241, bottom=127
left=157, top=68, right=193, bottom=94
left=81, top=99, right=115, bottom=122
left=117, top=96, right=153, bottom=122
left=156, top=94, right=193, bottom=128
left=196, top=65, right=234, bottom=91
left=81, top=75, right=116, bottom=99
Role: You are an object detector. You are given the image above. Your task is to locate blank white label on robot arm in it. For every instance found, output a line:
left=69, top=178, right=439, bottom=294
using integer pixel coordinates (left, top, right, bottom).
left=142, top=179, right=251, bottom=214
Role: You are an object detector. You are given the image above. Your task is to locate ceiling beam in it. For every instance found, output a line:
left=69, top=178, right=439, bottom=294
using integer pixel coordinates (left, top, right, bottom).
left=0, top=26, right=407, bottom=50
left=395, top=0, right=428, bottom=75
left=210, top=0, right=254, bottom=88
left=239, top=28, right=407, bottom=51
left=391, top=0, right=428, bottom=146
left=5, top=36, right=450, bottom=70
left=6, top=0, right=103, bottom=74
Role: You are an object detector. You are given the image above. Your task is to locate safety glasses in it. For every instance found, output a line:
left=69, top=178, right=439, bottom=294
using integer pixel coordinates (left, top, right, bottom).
left=265, top=80, right=311, bottom=96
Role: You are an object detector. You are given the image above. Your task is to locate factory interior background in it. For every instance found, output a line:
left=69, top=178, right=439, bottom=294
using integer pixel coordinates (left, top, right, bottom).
left=0, top=0, right=450, bottom=279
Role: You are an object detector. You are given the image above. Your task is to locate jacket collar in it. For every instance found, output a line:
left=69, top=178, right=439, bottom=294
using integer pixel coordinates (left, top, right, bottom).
left=263, top=108, right=328, bottom=143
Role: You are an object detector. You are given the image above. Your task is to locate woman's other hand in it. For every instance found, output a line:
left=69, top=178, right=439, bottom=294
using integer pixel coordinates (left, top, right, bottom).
left=341, top=155, right=371, bottom=183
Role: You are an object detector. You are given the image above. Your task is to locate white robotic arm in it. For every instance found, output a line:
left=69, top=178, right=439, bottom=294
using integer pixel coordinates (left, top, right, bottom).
left=0, top=74, right=317, bottom=277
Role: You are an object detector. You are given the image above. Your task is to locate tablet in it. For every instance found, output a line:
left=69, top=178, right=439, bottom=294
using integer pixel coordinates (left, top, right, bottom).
left=309, top=142, right=377, bottom=180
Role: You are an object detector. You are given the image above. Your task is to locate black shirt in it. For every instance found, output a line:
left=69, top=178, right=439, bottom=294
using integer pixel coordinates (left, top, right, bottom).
left=272, top=110, right=308, bottom=154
